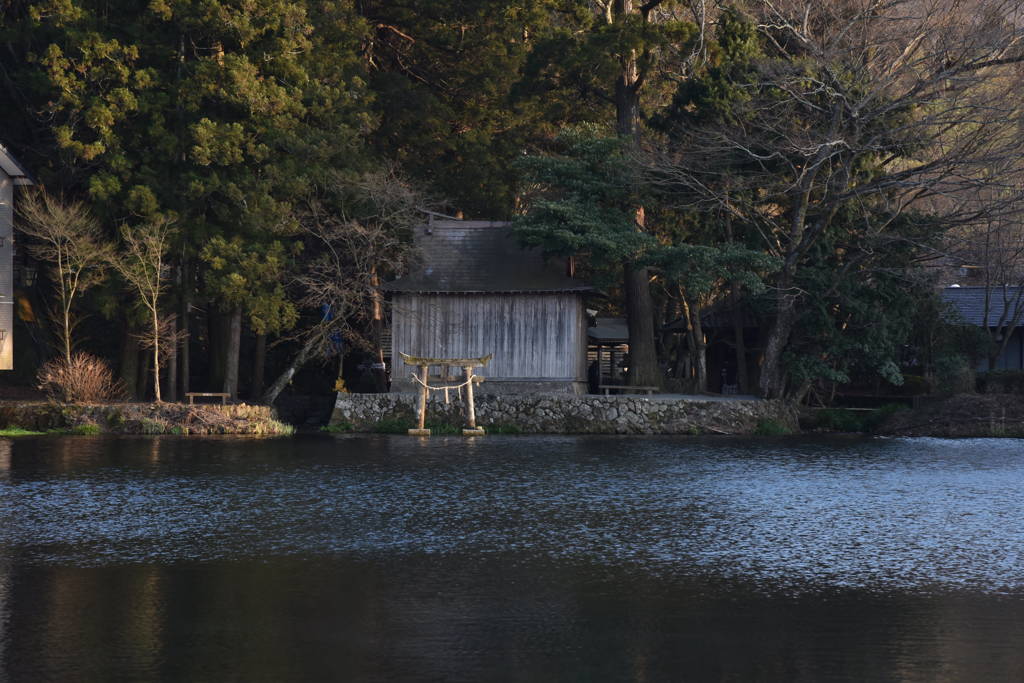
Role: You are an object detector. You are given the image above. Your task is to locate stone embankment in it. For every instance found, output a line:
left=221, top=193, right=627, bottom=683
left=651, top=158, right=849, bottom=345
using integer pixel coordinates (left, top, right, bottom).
left=0, top=401, right=293, bottom=435
left=330, top=392, right=797, bottom=435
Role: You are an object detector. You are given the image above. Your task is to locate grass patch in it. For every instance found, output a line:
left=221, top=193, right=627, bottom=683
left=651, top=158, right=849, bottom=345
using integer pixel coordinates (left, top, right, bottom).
left=373, top=417, right=414, bottom=434
left=321, top=422, right=354, bottom=434
left=426, top=421, right=462, bottom=435
left=44, top=423, right=103, bottom=435
left=255, top=419, right=294, bottom=436
left=754, top=418, right=791, bottom=436
left=139, top=418, right=166, bottom=435
left=0, top=427, right=45, bottom=436
left=372, top=418, right=469, bottom=434
left=485, top=423, right=522, bottom=435
left=70, top=423, right=101, bottom=435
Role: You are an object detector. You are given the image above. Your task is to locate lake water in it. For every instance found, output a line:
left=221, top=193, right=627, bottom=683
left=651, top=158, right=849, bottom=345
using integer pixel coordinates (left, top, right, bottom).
left=2, top=434, right=1024, bottom=681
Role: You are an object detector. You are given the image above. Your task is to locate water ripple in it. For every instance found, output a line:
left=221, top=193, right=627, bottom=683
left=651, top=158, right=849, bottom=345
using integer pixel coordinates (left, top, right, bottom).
left=3, top=434, right=1024, bottom=591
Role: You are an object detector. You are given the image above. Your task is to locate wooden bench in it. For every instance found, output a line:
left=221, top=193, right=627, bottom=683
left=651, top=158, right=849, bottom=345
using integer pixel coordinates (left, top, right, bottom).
left=185, top=392, right=230, bottom=405
left=599, top=384, right=658, bottom=395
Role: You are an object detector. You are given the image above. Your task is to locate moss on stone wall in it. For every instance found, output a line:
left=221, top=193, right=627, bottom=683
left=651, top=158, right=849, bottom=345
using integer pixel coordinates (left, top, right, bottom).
left=330, top=393, right=798, bottom=436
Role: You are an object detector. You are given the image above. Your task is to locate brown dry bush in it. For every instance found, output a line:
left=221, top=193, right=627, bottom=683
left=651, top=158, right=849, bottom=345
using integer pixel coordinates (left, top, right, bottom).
left=37, top=353, right=126, bottom=403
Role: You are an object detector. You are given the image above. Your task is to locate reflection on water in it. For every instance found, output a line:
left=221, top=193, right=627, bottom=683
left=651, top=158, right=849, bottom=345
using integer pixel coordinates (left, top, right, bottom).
left=3, top=434, right=1024, bottom=681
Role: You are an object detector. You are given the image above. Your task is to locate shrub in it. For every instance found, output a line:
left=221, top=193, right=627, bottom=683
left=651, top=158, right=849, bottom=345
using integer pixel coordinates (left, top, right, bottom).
left=755, top=419, right=791, bottom=436
left=811, top=404, right=908, bottom=433
left=814, top=409, right=866, bottom=432
left=139, top=418, right=166, bottom=435
left=863, top=403, right=909, bottom=431
left=321, top=422, right=354, bottom=433
left=37, top=353, right=125, bottom=403
left=977, top=370, right=1024, bottom=395
left=898, top=375, right=931, bottom=396
left=934, top=354, right=974, bottom=395
left=373, top=417, right=413, bottom=434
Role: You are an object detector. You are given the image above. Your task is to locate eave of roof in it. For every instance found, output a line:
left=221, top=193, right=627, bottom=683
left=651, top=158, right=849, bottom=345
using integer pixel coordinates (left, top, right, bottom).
left=587, top=317, right=629, bottom=343
left=0, top=143, right=33, bottom=185
left=386, top=287, right=593, bottom=294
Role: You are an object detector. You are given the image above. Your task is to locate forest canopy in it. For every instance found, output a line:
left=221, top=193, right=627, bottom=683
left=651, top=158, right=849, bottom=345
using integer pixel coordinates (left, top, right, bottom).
left=2, top=0, right=1022, bottom=403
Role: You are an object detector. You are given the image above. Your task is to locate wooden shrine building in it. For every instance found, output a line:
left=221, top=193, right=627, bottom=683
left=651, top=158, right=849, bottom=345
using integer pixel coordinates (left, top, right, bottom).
left=383, top=216, right=592, bottom=394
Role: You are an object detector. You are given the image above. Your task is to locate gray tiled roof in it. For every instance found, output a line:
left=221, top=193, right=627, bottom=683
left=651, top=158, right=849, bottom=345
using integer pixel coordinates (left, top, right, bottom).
left=941, top=286, right=1024, bottom=327
left=383, top=220, right=591, bottom=293
left=587, top=317, right=628, bottom=344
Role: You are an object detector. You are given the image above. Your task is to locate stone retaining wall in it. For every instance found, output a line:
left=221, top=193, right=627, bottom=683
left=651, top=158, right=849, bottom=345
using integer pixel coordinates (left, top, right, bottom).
left=330, top=392, right=797, bottom=435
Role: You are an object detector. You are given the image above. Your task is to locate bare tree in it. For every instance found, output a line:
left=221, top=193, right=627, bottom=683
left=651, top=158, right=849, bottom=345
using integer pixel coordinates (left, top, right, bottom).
left=647, top=0, right=1024, bottom=397
left=261, top=169, right=423, bottom=405
left=110, top=217, right=175, bottom=402
left=16, top=190, right=109, bottom=364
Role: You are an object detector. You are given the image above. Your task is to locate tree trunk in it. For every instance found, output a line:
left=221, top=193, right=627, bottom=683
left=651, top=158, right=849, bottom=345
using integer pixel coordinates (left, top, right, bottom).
left=137, top=349, right=151, bottom=401
left=223, top=306, right=242, bottom=400
left=682, top=294, right=706, bottom=392
left=731, top=281, right=747, bottom=394
left=179, top=257, right=191, bottom=397
left=166, top=334, right=177, bottom=402
left=152, top=309, right=162, bottom=402
left=611, top=2, right=660, bottom=389
left=262, top=331, right=322, bottom=406
left=759, top=276, right=799, bottom=399
left=251, top=333, right=267, bottom=401
left=623, top=262, right=661, bottom=387
left=119, top=327, right=139, bottom=400
left=613, top=0, right=641, bottom=142
left=725, top=210, right=747, bottom=394
left=61, top=301, right=72, bottom=366
left=207, top=309, right=227, bottom=391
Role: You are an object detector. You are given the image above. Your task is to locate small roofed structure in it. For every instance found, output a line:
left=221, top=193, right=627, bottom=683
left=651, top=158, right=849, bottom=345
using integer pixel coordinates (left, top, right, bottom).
left=586, top=317, right=629, bottom=389
left=942, top=285, right=1024, bottom=370
left=384, top=217, right=592, bottom=394
left=0, top=143, right=33, bottom=370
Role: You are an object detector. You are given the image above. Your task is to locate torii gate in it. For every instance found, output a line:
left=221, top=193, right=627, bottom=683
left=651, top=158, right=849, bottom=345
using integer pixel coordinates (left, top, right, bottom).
left=400, top=352, right=492, bottom=436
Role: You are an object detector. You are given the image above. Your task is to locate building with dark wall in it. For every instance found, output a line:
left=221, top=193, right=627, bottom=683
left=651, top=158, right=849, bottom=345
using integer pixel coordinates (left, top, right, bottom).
left=0, top=144, right=32, bottom=371
left=942, top=285, right=1024, bottom=371
left=384, top=217, right=591, bottom=394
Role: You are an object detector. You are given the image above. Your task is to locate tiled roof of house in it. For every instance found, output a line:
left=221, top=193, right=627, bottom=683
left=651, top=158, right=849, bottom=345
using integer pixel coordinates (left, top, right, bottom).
left=383, top=219, right=591, bottom=294
left=941, top=285, right=1024, bottom=327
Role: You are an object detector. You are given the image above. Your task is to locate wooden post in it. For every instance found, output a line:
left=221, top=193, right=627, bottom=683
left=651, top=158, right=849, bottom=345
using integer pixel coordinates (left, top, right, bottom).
left=419, top=364, right=429, bottom=428
left=464, top=366, right=476, bottom=428
left=408, top=364, right=431, bottom=436
left=462, top=366, right=484, bottom=436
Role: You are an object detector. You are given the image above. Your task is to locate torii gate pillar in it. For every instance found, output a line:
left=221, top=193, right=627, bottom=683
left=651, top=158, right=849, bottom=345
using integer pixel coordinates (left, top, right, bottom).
left=400, top=352, right=491, bottom=436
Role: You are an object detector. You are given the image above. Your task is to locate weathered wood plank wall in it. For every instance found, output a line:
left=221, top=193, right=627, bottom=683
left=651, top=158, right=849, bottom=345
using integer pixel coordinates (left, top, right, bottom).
left=392, top=293, right=586, bottom=381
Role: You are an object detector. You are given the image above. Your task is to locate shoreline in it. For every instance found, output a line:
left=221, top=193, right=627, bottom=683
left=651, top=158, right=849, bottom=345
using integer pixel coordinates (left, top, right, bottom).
left=0, top=392, right=1018, bottom=439
left=0, top=401, right=293, bottom=436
